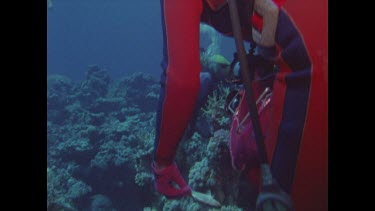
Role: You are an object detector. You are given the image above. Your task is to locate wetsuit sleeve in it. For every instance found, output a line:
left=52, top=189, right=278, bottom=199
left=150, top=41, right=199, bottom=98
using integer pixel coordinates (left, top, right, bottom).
left=154, top=0, right=203, bottom=166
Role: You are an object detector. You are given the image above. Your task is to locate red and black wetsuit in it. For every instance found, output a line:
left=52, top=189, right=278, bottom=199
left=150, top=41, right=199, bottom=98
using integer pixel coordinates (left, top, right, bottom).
left=154, top=0, right=326, bottom=210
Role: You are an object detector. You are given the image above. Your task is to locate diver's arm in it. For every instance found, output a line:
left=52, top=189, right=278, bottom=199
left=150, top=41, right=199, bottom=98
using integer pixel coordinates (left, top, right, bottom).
left=253, top=0, right=279, bottom=47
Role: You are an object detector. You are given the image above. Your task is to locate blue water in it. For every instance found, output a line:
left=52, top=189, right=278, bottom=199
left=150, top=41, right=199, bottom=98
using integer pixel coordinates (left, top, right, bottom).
left=47, top=0, right=236, bottom=81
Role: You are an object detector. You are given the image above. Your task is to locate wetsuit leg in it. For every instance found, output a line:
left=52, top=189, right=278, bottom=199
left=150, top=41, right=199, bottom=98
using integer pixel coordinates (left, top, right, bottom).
left=267, top=9, right=312, bottom=193
left=154, top=0, right=203, bottom=166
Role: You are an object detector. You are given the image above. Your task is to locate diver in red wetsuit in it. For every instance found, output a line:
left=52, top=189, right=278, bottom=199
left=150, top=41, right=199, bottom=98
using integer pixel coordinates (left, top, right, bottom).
left=151, top=0, right=325, bottom=210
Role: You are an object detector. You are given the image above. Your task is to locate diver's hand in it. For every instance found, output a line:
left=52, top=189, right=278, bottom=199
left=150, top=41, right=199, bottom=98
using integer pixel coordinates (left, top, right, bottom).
left=151, top=161, right=192, bottom=199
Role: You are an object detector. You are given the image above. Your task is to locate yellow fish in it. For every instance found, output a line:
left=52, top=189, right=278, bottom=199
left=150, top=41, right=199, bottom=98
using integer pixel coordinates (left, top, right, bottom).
left=210, top=54, right=230, bottom=65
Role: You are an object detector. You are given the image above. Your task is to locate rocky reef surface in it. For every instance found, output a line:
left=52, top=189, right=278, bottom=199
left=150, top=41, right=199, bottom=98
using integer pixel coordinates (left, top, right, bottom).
left=47, top=65, right=256, bottom=211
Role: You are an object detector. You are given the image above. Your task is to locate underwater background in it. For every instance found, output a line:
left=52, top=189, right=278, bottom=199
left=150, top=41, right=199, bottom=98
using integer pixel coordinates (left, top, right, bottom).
left=47, top=0, right=236, bottom=81
left=47, top=0, right=255, bottom=210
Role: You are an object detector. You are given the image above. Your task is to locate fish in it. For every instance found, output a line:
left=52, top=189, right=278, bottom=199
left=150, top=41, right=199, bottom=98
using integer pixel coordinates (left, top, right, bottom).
left=210, top=54, right=230, bottom=65
left=191, top=190, right=221, bottom=207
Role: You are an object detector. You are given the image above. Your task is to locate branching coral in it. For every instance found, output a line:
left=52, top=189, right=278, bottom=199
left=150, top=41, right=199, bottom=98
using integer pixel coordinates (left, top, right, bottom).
left=201, top=83, right=231, bottom=130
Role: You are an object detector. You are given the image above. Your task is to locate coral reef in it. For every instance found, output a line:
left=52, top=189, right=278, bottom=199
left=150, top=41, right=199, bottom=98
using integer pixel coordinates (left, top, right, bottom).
left=47, top=66, right=161, bottom=210
left=79, top=65, right=111, bottom=108
left=188, top=130, right=243, bottom=206
left=47, top=165, right=92, bottom=211
left=47, top=65, right=255, bottom=210
left=107, top=71, right=159, bottom=113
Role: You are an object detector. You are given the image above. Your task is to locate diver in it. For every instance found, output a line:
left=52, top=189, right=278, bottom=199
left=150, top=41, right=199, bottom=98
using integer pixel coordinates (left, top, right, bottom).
left=152, top=0, right=312, bottom=210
